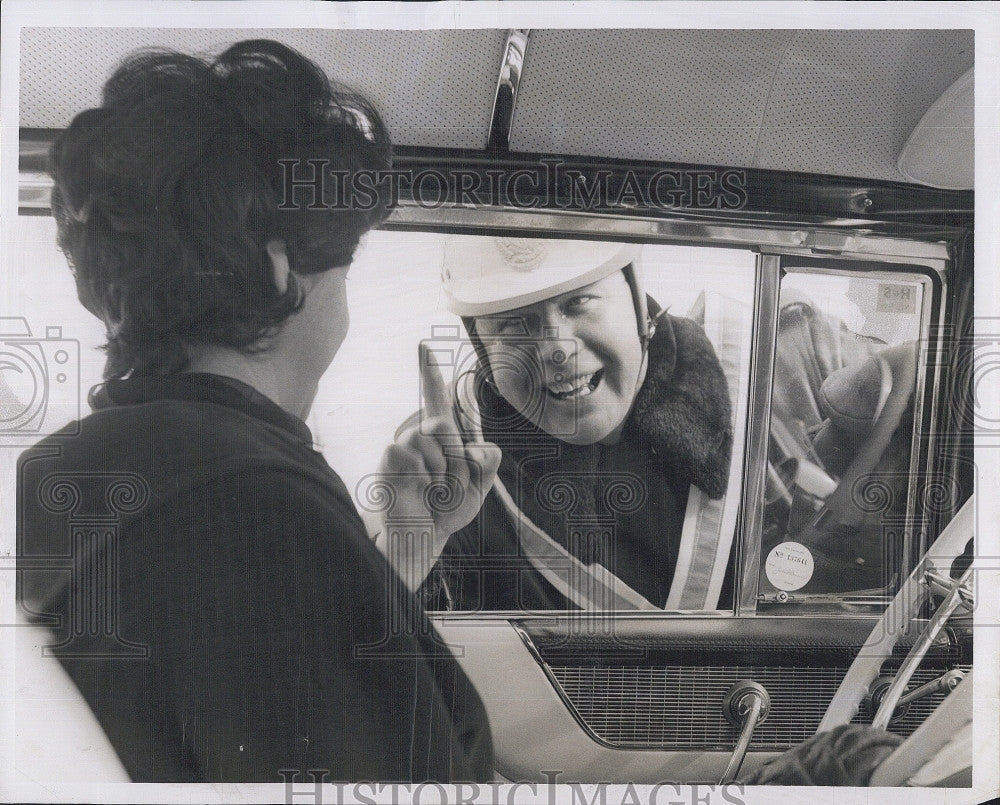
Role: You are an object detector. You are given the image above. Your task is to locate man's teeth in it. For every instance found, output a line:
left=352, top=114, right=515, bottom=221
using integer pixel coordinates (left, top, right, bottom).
left=547, top=371, right=601, bottom=399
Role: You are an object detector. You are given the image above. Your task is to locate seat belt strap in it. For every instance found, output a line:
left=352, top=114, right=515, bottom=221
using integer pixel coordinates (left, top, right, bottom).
left=492, top=476, right=658, bottom=611
left=665, top=291, right=750, bottom=610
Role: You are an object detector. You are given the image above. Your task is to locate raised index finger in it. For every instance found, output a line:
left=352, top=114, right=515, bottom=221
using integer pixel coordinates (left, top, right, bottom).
left=419, top=342, right=452, bottom=421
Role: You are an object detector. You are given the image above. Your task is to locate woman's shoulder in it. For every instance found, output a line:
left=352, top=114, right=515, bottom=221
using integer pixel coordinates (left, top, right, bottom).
left=19, top=385, right=365, bottom=545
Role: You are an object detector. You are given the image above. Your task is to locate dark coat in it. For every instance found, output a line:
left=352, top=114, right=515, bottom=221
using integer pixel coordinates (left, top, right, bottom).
left=428, top=311, right=733, bottom=611
left=18, top=373, right=493, bottom=782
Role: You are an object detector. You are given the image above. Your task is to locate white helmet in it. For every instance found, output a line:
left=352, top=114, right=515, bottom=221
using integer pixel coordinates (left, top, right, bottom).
left=442, top=235, right=642, bottom=317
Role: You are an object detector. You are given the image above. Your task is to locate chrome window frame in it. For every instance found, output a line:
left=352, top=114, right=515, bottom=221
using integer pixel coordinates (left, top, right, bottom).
left=750, top=260, right=942, bottom=613
left=387, top=204, right=952, bottom=267
left=383, top=203, right=951, bottom=620
left=735, top=255, right=780, bottom=616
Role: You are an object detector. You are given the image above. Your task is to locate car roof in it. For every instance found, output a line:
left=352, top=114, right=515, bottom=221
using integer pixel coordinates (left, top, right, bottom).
left=18, top=27, right=972, bottom=184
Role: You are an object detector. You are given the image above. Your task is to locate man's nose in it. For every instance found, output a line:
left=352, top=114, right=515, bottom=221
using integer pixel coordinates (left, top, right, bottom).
left=536, top=303, right=568, bottom=335
left=534, top=310, right=578, bottom=370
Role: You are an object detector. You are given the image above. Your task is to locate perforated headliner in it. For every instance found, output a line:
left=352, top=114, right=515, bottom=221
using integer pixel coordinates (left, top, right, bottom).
left=19, top=27, right=974, bottom=183
left=511, top=29, right=974, bottom=182
left=19, top=27, right=506, bottom=150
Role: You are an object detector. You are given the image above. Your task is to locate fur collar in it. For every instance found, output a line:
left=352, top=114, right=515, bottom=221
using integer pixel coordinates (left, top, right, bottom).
left=477, top=312, right=733, bottom=500
left=629, top=313, right=733, bottom=498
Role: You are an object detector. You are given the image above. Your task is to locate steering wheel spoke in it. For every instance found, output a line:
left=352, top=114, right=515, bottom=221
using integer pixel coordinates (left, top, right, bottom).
left=870, top=564, right=972, bottom=730
left=923, top=568, right=974, bottom=612
left=818, top=497, right=974, bottom=734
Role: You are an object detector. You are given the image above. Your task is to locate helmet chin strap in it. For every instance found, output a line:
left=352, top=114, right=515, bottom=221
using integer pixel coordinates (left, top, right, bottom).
left=621, top=310, right=656, bottom=430
left=616, top=258, right=674, bottom=440
left=602, top=262, right=656, bottom=445
left=627, top=260, right=656, bottom=401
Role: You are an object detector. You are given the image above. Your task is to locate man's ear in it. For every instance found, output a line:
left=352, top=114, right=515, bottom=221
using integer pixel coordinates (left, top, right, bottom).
left=265, top=239, right=291, bottom=295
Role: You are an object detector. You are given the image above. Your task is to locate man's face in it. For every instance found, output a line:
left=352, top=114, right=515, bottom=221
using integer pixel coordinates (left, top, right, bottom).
left=475, top=272, right=644, bottom=445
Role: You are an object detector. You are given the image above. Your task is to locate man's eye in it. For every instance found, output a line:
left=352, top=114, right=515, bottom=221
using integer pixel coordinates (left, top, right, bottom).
left=564, top=295, right=595, bottom=312
left=495, top=319, right=524, bottom=335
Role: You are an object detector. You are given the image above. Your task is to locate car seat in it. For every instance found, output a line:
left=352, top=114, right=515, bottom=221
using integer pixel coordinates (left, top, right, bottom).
left=13, top=614, right=130, bottom=785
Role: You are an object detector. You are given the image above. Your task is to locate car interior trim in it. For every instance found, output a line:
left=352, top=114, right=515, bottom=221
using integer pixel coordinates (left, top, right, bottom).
left=383, top=204, right=952, bottom=265
left=486, top=29, right=530, bottom=151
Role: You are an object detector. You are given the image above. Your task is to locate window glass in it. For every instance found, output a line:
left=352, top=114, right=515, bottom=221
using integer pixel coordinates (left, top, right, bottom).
left=12, top=219, right=758, bottom=613
left=3, top=217, right=107, bottom=437
left=317, top=232, right=756, bottom=612
left=759, top=269, right=926, bottom=602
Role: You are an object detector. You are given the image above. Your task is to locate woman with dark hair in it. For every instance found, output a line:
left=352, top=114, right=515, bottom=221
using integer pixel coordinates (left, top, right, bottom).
left=19, top=40, right=497, bottom=782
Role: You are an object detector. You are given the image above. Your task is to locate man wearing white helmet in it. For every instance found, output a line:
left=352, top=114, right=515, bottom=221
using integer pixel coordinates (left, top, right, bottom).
left=381, top=235, right=733, bottom=610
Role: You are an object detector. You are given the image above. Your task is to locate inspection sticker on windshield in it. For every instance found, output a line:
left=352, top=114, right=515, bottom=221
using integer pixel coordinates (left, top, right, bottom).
left=876, top=282, right=918, bottom=313
left=765, top=542, right=815, bottom=591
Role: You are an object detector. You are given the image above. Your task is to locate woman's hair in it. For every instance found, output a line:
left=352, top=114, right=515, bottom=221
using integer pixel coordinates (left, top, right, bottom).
left=49, top=39, right=393, bottom=379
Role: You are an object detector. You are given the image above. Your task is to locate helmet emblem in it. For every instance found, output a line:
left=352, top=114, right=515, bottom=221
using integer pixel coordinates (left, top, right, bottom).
left=494, top=237, right=548, bottom=272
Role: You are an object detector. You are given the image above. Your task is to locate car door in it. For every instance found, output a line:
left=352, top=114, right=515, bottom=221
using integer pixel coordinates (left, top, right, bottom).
left=393, top=207, right=972, bottom=784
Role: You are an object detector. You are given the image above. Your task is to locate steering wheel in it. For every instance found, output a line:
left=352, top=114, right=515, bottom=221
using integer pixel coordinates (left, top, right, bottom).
left=762, top=341, right=919, bottom=594
left=799, top=342, right=918, bottom=548
left=816, top=496, right=974, bottom=780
